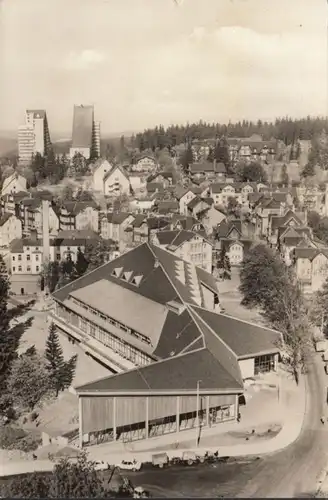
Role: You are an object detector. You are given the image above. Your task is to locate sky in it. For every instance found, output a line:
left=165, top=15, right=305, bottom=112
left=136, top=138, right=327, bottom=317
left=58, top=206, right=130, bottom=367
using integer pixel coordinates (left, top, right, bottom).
left=0, top=0, right=328, bottom=136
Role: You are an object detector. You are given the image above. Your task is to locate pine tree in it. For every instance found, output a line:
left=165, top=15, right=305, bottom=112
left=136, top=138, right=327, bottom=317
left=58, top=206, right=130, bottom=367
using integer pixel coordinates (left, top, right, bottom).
left=217, top=247, right=231, bottom=280
left=0, top=256, right=33, bottom=412
left=75, top=247, right=89, bottom=278
left=280, top=164, right=289, bottom=186
left=45, top=323, right=78, bottom=396
left=45, top=323, right=66, bottom=396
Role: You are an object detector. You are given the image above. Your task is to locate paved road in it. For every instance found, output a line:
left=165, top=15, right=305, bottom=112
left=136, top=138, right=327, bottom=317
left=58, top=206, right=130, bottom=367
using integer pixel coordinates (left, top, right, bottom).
left=119, top=353, right=328, bottom=498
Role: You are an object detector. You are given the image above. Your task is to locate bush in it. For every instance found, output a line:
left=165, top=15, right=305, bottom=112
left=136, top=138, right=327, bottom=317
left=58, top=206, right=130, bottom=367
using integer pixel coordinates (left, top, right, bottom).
left=0, top=426, right=27, bottom=449
left=12, top=435, right=42, bottom=452
left=30, top=411, right=39, bottom=422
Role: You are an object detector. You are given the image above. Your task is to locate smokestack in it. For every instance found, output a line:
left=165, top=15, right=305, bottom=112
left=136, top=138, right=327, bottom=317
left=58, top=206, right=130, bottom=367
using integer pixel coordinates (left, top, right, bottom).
left=42, top=200, right=50, bottom=291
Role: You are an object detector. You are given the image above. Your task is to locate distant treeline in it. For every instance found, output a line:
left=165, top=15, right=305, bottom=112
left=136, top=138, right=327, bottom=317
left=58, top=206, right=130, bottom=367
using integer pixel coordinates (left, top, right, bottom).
left=133, top=117, right=328, bottom=151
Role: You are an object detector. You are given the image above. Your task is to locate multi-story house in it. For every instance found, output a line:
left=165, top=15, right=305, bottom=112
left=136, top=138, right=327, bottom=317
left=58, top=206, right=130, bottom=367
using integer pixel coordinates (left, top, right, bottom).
left=267, top=209, right=307, bottom=246
left=92, top=159, right=114, bottom=192
left=296, top=183, right=326, bottom=214
left=59, top=201, right=99, bottom=233
left=214, top=219, right=254, bottom=266
left=131, top=154, right=157, bottom=173
left=130, top=215, right=170, bottom=244
left=174, top=186, right=206, bottom=215
left=1, top=173, right=27, bottom=197
left=9, top=230, right=100, bottom=295
left=253, top=193, right=295, bottom=237
left=167, top=214, right=207, bottom=235
left=103, top=165, right=130, bottom=197
left=0, top=213, right=22, bottom=248
left=152, top=229, right=213, bottom=273
left=156, top=200, right=179, bottom=215
left=100, top=212, right=134, bottom=251
left=186, top=196, right=213, bottom=218
left=147, top=171, right=174, bottom=188
left=221, top=239, right=253, bottom=267
left=293, top=246, right=328, bottom=293
left=227, top=135, right=277, bottom=165
left=210, top=182, right=257, bottom=208
left=19, top=198, right=60, bottom=237
left=188, top=161, right=226, bottom=182
left=197, top=205, right=226, bottom=235
left=1, top=191, right=29, bottom=215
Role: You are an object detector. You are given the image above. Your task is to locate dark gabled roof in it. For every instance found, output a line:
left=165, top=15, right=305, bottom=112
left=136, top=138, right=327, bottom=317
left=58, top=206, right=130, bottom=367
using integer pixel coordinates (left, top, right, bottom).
left=61, top=201, right=98, bottom=215
left=187, top=196, right=203, bottom=209
left=221, top=239, right=253, bottom=252
left=76, top=348, right=243, bottom=393
left=147, top=171, right=173, bottom=182
left=174, top=186, right=202, bottom=200
left=170, top=215, right=205, bottom=232
left=103, top=165, right=129, bottom=182
left=106, top=212, right=131, bottom=225
left=146, top=182, right=165, bottom=193
left=157, top=200, right=179, bottom=214
left=190, top=305, right=281, bottom=359
left=147, top=217, right=170, bottom=230
left=131, top=214, right=147, bottom=228
left=0, top=212, right=14, bottom=226
left=189, top=162, right=214, bottom=174
left=214, top=162, right=227, bottom=174
left=216, top=219, right=242, bottom=239
left=10, top=238, right=42, bottom=253
left=294, top=247, right=321, bottom=260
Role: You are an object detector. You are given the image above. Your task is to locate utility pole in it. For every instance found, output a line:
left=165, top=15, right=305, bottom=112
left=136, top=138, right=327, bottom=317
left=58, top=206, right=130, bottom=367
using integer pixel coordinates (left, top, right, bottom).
left=196, top=379, right=202, bottom=447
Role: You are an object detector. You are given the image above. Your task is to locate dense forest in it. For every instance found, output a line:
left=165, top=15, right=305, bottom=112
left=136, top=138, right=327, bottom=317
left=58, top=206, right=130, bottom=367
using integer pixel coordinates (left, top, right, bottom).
left=133, top=116, right=328, bottom=151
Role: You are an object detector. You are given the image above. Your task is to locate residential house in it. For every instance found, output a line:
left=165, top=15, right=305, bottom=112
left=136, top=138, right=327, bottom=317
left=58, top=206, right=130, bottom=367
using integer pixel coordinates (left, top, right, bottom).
left=131, top=216, right=170, bottom=244
left=267, top=209, right=307, bottom=246
left=174, top=186, right=204, bottom=215
left=186, top=196, right=213, bottom=218
left=293, top=246, right=328, bottom=293
left=167, top=215, right=207, bottom=235
left=100, top=212, right=133, bottom=251
left=9, top=229, right=100, bottom=295
left=156, top=200, right=179, bottom=215
left=0, top=191, right=28, bottom=214
left=221, top=239, right=253, bottom=267
left=214, top=219, right=254, bottom=265
left=152, top=229, right=213, bottom=273
left=129, top=197, right=156, bottom=214
left=59, top=201, right=99, bottom=233
left=278, top=225, right=313, bottom=265
left=197, top=205, right=227, bottom=235
left=19, top=197, right=60, bottom=237
left=147, top=171, right=174, bottom=188
left=188, top=161, right=226, bottom=182
left=296, top=183, right=325, bottom=213
left=1, top=173, right=27, bottom=197
left=253, top=192, right=295, bottom=237
left=92, top=159, right=114, bottom=192
left=227, top=135, right=277, bottom=165
left=210, top=182, right=257, bottom=209
left=0, top=213, right=22, bottom=248
left=103, top=165, right=130, bottom=197
left=131, top=154, right=157, bottom=173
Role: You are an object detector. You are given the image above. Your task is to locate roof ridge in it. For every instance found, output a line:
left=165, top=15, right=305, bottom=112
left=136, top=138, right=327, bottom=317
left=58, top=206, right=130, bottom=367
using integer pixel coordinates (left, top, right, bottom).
left=187, top=305, right=238, bottom=360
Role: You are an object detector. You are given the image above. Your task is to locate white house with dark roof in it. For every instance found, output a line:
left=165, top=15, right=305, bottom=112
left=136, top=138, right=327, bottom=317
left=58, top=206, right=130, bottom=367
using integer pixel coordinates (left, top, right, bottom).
left=59, top=201, right=99, bottom=233
left=132, top=154, right=157, bottom=172
left=49, top=242, right=282, bottom=448
left=103, top=165, right=130, bottom=196
left=1, top=173, right=27, bottom=197
left=92, top=159, right=114, bottom=192
left=152, top=229, right=213, bottom=273
left=0, top=213, right=22, bottom=248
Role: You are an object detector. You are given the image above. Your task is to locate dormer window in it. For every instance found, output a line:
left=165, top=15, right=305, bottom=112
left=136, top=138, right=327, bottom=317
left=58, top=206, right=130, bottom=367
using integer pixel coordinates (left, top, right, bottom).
left=111, top=267, right=123, bottom=278
left=122, top=271, right=133, bottom=282
left=131, top=275, right=143, bottom=286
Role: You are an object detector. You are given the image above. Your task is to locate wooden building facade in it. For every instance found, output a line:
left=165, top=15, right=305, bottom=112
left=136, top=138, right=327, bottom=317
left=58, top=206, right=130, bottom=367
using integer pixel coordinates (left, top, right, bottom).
left=78, top=392, right=239, bottom=447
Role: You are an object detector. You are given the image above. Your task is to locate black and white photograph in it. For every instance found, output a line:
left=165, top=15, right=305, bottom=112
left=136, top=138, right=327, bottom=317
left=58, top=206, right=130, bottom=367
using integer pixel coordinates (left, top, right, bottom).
left=0, top=0, right=328, bottom=497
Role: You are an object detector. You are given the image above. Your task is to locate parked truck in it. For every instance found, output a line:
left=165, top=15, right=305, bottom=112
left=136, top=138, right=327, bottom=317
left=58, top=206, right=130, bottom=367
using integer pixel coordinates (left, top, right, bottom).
left=151, top=452, right=169, bottom=468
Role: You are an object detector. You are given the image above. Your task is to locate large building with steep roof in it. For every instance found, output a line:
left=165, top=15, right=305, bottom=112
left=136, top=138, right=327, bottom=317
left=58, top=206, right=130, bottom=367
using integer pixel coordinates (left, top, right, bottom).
left=50, top=243, right=282, bottom=448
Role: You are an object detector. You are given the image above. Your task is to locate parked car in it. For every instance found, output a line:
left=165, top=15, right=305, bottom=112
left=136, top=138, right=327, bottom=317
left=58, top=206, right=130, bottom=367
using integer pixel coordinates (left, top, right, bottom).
left=115, top=459, right=142, bottom=472
left=133, top=486, right=150, bottom=498
left=152, top=452, right=169, bottom=468
left=94, top=460, right=110, bottom=471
